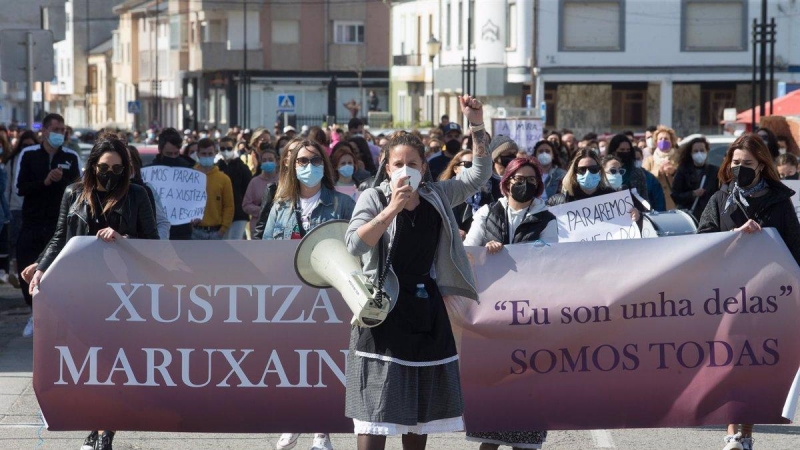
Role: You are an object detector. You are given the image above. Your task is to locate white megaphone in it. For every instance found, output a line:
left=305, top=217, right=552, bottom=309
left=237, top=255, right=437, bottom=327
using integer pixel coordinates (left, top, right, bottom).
left=294, top=220, right=390, bottom=328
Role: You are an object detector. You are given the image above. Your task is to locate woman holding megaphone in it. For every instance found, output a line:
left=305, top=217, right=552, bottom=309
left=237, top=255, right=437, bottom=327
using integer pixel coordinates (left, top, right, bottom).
left=344, top=95, right=491, bottom=450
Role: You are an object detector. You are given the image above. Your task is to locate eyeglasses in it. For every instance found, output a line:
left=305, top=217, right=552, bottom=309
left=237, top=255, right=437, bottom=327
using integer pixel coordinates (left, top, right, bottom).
left=606, top=168, right=626, bottom=176
left=510, top=175, right=537, bottom=185
left=96, top=163, right=125, bottom=175
left=457, top=161, right=473, bottom=168
left=296, top=156, right=324, bottom=167
left=576, top=165, right=601, bottom=175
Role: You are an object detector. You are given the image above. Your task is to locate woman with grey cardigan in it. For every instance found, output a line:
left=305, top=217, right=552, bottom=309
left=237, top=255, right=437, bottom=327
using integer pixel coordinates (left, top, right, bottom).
left=344, top=95, right=491, bottom=450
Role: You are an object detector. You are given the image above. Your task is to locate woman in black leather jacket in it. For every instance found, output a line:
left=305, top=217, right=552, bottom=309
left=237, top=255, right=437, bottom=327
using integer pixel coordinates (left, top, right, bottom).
left=26, top=135, right=158, bottom=450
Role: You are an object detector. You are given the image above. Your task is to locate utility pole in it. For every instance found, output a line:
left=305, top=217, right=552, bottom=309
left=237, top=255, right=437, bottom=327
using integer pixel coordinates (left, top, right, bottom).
left=86, top=0, right=90, bottom=127
left=758, top=0, right=767, bottom=120
left=242, top=0, right=248, bottom=129
left=154, top=0, right=160, bottom=128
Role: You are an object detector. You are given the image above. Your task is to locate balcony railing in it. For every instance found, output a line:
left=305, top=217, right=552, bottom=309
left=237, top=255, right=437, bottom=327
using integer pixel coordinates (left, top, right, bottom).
left=392, top=53, right=422, bottom=66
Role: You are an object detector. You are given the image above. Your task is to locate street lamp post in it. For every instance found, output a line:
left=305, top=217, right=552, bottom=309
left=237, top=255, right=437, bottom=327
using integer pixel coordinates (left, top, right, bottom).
left=427, top=35, right=441, bottom=124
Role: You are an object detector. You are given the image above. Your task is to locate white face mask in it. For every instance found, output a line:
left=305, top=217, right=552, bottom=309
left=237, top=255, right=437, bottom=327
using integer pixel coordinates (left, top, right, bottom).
left=390, top=165, right=423, bottom=192
left=537, top=152, right=553, bottom=166
left=692, top=152, right=707, bottom=165
left=779, top=147, right=787, bottom=155
left=634, top=160, right=643, bottom=169
left=646, top=137, right=654, bottom=148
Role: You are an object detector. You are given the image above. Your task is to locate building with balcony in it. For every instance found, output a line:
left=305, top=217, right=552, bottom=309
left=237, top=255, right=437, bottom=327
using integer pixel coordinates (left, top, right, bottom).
left=182, top=0, right=390, bottom=132
left=111, top=0, right=190, bottom=132
left=87, top=39, right=115, bottom=128
left=51, top=0, right=126, bottom=128
left=392, top=0, right=800, bottom=137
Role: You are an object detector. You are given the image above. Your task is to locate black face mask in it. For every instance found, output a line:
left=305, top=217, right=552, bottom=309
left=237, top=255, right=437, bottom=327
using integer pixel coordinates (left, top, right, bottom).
left=97, top=171, right=123, bottom=192
left=732, top=165, right=758, bottom=188
left=510, top=182, right=537, bottom=203
left=444, top=139, right=461, bottom=155
left=616, top=150, right=634, bottom=166
left=782, top=173, right=799, bottom=181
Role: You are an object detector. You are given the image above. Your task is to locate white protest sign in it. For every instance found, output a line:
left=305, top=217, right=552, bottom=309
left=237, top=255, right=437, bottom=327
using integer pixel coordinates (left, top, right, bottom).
left=783, top=180, right=800, bottom=222
left=141, top=166, right=207, bottom=225
left=549, top=190, right=642, bottom=242
left=491, top=118, right=544, bottom=156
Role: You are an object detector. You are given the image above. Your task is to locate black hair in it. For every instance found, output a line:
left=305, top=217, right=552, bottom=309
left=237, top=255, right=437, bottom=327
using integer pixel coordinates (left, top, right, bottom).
left=157, top=127, right=183, bottom=153
left=348, top=117, right=363, bottom=131
left=756, top=127, right=780, bottom=159
left=42, top=113, right=65, bottom=130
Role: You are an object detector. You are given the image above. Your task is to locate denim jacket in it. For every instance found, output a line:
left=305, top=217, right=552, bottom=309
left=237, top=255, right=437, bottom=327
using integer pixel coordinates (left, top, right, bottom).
left=262, top=186, right=356, bottom=240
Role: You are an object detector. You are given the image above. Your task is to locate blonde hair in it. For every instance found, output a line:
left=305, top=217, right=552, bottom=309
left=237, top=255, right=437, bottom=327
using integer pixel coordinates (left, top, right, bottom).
left=654, top=125, right=678, bottom=150
left=562, top=147, right=609, bottom=196
left=274, top=139, right=335, bottom=203
left=439, top=150, right=472, bottom=181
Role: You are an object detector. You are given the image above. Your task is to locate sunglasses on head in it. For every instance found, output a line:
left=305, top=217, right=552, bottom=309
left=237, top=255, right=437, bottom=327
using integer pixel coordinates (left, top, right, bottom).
left=296, top=156, right=324, bottom=167
left=576, top=165, right=601, bottom=175
left=96, top=163, right=124, bottom=175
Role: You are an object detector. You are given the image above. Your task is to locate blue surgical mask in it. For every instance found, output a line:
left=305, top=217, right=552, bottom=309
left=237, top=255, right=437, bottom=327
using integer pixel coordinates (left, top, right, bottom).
left=198, top=156, right=215, bottom=167
left=606, top=173, right=623, bottom=190
left=338, top=164, right=354, bottom=178
left=48, top=132, right=65, bottom=148
left=577, top=171, right=601, bottom=190
left=296, top=164, right=324, bottom=188
left=261, top=162, right=276, bottom=173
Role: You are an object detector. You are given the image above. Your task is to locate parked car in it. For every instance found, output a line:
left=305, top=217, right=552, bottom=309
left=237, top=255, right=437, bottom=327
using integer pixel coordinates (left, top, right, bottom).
left=131, top=144, right=160, bottom=166
left=678, top=134, right=736, bottom=167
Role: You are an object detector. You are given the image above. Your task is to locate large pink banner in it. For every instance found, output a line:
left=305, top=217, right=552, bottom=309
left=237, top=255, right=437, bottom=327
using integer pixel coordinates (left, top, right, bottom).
left=34, top=231, right=800, bottom=432
left=451, top=229, right=800, bottom=431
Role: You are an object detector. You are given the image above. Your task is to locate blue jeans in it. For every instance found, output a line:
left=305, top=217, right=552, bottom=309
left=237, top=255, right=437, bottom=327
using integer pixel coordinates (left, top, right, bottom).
left=225, top=220, right=248, bottom=240
left=191, top=228, right=223, bottom=240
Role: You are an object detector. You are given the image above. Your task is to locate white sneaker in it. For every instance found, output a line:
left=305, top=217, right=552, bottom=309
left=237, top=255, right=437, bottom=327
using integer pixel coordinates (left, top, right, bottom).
left=22, top=316, right=33, bottom=338
left=276, top=433, right=300, bottom=450
left=723, top=433, right=743, bottom=450
left=310, top=433, right=333, bottom=450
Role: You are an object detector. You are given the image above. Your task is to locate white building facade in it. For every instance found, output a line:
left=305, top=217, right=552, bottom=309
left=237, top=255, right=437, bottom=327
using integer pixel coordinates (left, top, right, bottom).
left=390, top=0, right=800, bottom=136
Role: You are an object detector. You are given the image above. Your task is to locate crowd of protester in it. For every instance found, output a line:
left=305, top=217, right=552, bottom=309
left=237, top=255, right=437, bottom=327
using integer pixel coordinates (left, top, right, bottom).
left=2, top=99, right=798, bottom=450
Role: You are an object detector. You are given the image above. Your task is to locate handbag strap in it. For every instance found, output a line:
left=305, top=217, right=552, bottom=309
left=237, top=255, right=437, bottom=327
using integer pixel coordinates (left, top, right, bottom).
left=373, top=188, right=401, bottom=308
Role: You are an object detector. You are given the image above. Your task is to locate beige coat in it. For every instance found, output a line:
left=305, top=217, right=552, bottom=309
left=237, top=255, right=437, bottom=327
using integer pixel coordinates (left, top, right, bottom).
left=643, top=150, right=677, bottom=210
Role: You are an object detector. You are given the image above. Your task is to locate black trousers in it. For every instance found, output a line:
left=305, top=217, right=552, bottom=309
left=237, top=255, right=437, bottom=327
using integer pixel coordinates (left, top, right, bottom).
left=169, top=223, right=193, bottom=240
left=16, top=224, right=55, bottom=306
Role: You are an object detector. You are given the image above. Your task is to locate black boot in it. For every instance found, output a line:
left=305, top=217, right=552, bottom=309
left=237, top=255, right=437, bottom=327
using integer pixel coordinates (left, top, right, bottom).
left=80, top=431, right=97, bottom=450
left=96, top=431, right=115, bottom=450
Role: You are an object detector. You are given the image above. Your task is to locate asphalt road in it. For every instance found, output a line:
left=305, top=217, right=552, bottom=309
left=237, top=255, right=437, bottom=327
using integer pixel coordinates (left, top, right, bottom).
left=0, top=285, right=797, bottom=450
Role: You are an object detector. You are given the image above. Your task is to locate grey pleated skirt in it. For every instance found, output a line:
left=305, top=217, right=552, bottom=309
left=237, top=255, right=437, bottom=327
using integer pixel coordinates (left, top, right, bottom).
left=345, top=329, right=465, bottom=435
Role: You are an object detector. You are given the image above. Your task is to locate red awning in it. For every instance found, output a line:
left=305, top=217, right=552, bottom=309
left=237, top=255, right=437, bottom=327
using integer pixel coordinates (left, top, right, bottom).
left=733, top=89, right=800, bottom=124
